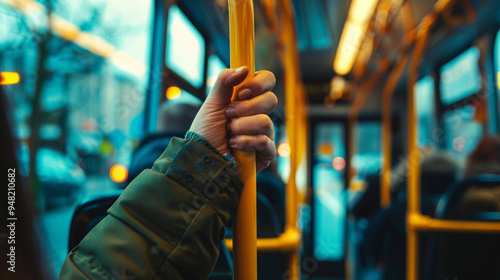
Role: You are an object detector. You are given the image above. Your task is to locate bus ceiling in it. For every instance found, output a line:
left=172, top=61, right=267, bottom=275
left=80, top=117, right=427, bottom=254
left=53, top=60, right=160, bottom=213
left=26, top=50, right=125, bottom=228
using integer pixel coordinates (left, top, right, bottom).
left=168, top=0, right=498, bottom=111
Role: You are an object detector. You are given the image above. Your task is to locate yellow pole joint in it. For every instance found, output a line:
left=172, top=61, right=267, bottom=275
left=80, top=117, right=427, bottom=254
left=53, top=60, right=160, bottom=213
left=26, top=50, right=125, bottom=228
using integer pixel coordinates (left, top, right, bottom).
left=224, top=228, right=301, bottom=253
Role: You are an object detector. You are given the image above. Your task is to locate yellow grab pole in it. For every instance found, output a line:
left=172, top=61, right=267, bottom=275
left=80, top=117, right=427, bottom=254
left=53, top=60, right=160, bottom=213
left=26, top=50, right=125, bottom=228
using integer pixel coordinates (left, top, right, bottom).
left=406, top=0, right=449, bottom=275
left=406, top=19, right=430, bottom=280
left=222, top=3, right=304, bottom=271
left=347, top=74, right=380, bottom=182
left=381, top=0, right=414, bottom=208
left=381, top=53, right=410, bottom=207
left=277, top=0, right=300, bottom=278
left=228, top=1, right=257, bottom=279
left=405, top=2, right=474, bottom=279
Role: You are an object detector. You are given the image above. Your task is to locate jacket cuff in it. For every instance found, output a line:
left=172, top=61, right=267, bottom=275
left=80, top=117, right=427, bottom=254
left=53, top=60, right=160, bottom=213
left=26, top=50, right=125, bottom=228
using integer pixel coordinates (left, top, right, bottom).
left=185, top=130, right=234, bottom=162
left=108, top=137, right=243, bottom=251
left=162, top=137, right=243, bottom=223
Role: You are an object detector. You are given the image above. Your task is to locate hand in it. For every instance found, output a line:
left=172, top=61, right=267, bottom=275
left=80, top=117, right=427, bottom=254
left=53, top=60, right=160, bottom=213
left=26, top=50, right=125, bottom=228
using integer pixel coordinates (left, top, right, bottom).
left=190, top=66, right=277, bottom=172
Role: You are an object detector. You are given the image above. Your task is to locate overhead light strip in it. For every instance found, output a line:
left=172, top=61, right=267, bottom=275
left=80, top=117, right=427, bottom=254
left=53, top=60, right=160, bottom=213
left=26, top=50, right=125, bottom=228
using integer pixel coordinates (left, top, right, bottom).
left=333, top=0, right=379, bottom=75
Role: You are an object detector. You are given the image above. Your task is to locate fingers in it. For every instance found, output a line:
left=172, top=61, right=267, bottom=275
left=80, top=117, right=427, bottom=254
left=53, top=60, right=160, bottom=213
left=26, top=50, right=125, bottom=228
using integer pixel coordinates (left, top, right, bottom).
left=229, top=134, right=276, bottom=155
left=225, top=91, right=278, bottom=118
left=227, top=114, right=274, bottom=140
left=229, top=135, right=276, bottom=172
left=236, top=71, right=276, bottom=100
left=209, top=66, right=250, bottom=102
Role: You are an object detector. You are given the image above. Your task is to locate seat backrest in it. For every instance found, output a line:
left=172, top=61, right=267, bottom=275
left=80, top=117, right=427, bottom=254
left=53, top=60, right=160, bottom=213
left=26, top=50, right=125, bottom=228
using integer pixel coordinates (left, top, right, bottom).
left=126, top=131, right=186, bottom=185
left=256, top=170, right=286, bottom=230
left=68, top=190, right=123, bottom=252
left=423, top=175, right=500, bottom=280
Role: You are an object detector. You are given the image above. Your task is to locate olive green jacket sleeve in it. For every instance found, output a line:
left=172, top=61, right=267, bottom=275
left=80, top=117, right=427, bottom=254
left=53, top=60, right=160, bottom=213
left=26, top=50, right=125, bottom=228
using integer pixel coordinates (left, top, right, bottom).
left=59, top=136, right=244, bottom=280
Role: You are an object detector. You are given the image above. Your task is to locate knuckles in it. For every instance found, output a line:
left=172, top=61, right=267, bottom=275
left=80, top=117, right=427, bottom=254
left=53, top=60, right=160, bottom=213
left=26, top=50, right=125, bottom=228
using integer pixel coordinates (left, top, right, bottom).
left=259, top=115, right=274, bottom=134
left=268, top=92, right=278, bottom=109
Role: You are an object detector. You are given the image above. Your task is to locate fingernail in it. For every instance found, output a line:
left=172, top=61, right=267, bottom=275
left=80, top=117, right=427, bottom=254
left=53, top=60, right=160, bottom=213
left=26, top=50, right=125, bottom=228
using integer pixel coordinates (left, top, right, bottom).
left=235, top=66, right=245, bottom=73
left=226, top=107, right=237, bottom=118
left=238, top=88, right=252, bottom=99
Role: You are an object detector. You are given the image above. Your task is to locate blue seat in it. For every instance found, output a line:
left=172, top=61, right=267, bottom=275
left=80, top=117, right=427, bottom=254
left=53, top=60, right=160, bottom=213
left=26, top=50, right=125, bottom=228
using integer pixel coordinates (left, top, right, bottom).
left=68, top=190, right=123, bottom=252
left=126, top=131, right=186, bottom=186
left=423, top=175, right=500, bottom=280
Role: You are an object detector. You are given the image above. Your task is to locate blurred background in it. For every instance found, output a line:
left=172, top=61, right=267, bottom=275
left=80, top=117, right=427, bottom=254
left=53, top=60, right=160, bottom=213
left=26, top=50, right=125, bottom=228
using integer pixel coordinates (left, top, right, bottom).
left=1, top=0, right=153, bottom=275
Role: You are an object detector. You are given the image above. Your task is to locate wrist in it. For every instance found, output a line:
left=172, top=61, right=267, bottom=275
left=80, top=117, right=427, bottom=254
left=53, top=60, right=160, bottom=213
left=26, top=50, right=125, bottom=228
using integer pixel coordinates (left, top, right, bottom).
left=185, top=131, right=232, bottom=162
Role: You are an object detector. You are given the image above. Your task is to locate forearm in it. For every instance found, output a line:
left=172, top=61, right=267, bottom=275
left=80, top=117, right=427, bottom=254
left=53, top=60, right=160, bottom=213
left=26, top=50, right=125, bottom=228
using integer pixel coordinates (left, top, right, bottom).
left=59, top=136, right=243, bottom=279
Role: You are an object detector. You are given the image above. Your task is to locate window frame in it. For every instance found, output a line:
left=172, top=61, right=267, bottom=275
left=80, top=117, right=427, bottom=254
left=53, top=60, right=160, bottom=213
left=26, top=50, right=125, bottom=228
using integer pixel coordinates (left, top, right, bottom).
left=163, top=3, right=209, bottom=101
left=145, top=1, right=210, bottom=134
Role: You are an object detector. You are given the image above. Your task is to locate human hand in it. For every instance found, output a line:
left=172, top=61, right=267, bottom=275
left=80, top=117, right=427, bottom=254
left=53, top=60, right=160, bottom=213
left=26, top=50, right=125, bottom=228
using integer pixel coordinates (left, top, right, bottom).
left=189, top=66, right=277, bottom=172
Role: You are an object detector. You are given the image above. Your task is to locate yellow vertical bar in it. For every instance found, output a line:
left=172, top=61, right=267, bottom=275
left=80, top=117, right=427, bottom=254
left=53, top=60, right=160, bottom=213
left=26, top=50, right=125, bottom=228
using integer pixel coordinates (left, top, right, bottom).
left=381, top=53, right=410, bottom=207
left=276, top=0, right=303, bottom=278
left=381, top=0, right=414, bottom=208
left=406, top=16, right=433, bottom=280
left=228, top=1, right=257, bottom=280
left=381, top=97, right=392, bottom=207
left=407, top=223, right=419, bottom=280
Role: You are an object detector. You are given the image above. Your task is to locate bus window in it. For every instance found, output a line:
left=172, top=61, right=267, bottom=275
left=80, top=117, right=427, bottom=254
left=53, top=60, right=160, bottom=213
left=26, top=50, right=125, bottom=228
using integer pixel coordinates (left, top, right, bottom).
left=0, top=0, right=153, bottom=275
left=206, top=54, right=227, bottom=97
left=352, top=122, right=381, bottom=180
left=415, top=75, right=437, bottom=148
left=165, top=5, right=205, bottom=89
left=313, top=123, right=346, bottom=261
left=443, top=104, right=483, bottom=158
left=440, top=46, right=481, bottom=106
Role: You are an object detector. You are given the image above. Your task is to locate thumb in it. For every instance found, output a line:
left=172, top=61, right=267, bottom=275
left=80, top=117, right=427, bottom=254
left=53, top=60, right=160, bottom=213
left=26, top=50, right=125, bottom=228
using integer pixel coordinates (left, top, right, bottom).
left=208, top=66, right=249, bottom=104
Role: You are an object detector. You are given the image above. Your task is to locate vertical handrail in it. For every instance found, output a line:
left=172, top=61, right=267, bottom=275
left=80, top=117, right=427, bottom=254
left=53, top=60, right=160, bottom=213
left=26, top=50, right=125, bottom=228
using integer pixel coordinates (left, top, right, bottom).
left=406, top=16, right=432, bottom=280
left=228, top=1, right=257, bottom=279
left=406, top=1, right=453, bottom=279
left=380, top=52, right=410, bottom=207
left=347, top=74, right=380, bottom=182
left=276, top=0, right=302, bottom=277
left=380, top=0, right=414, bottom=208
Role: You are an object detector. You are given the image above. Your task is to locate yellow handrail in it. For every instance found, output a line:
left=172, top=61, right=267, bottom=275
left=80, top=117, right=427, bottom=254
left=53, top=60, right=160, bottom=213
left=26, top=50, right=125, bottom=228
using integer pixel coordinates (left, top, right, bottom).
left=380, top=52, right=410, bottom=207
left=276, top=0, right=304, bottom=277
left=408, top=213, right=500, bottom=233
left=406, top=15, right=434, bottom=280
left=228, top=1, right=257, bottom=279
left=225, top=227, right=301, bottom=252
left=347, top=74, right=380, bottom=182
left=380, top=0, right=414, bottom=208
left=405, top=1, right=456, bottom=279
left=260, top=0, right=278, bottom=32
left=223, top=4, right=304, bottom=279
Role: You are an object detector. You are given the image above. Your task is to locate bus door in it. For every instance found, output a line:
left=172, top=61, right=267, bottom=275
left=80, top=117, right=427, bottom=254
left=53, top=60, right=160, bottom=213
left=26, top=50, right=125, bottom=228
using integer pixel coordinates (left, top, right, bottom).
left=306, top=118, right=348, bottom=278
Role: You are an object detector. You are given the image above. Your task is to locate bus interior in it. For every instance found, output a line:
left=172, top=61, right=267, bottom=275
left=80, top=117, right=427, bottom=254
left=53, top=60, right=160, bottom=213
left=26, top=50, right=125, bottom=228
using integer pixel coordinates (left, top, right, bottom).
left=1, top=0, right=500, bottom=279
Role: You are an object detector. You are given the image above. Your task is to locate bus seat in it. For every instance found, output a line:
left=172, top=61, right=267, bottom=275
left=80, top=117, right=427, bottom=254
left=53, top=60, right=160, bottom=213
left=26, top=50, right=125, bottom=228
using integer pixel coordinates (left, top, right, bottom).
left=256, top=170, right=286, bottom=231
left=224, top=192, right=282, bottom=239
left=254, top=193, right=287, bottom=280
left=126, top=130, right=187, bottom=186
left=363, top=170, right=457, bottom=280
left=68, top=190, right=123, bottom=252
left=423, top=175, right=500, bottom=280
left=256, top=192, right=282, bottom=237
left=68, top=191, right=233, bottom=279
